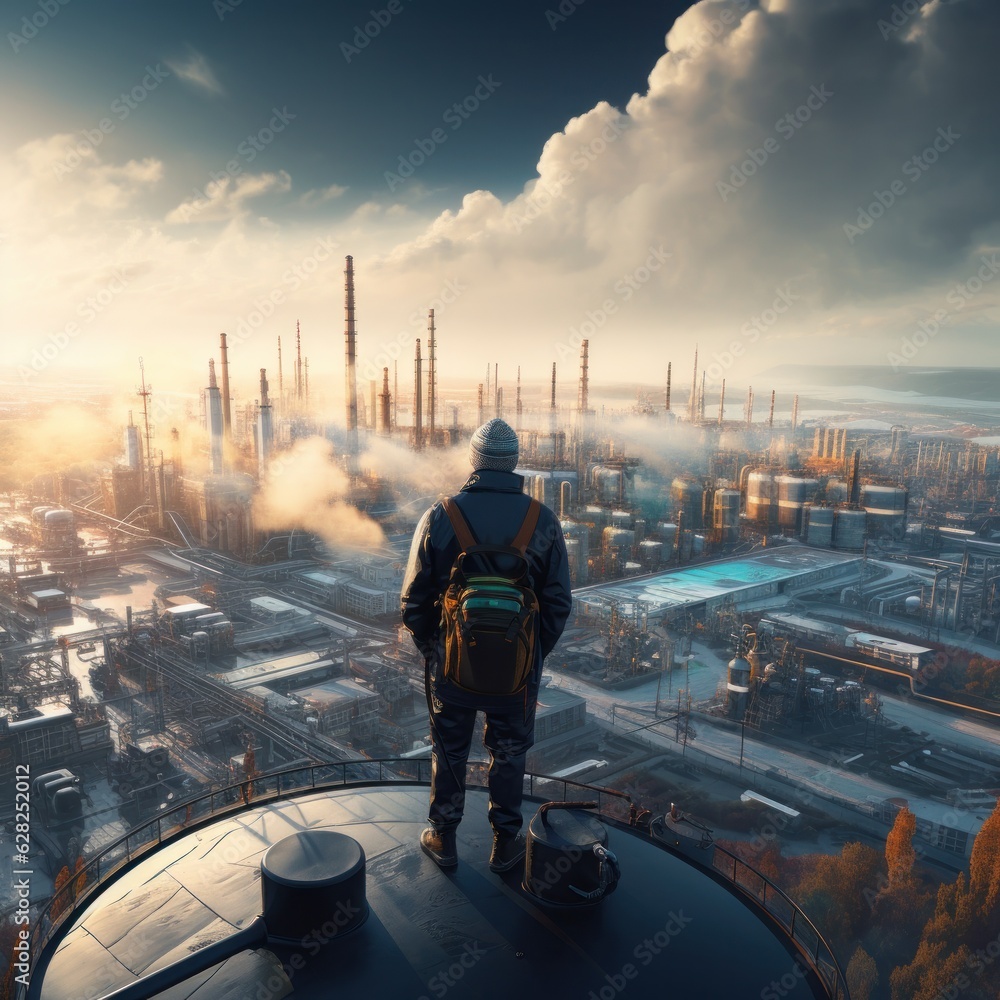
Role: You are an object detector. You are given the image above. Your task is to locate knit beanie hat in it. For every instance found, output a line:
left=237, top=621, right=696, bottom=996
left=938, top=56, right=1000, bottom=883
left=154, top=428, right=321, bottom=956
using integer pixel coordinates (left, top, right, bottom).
left=469, top=418, right=519, bottom=472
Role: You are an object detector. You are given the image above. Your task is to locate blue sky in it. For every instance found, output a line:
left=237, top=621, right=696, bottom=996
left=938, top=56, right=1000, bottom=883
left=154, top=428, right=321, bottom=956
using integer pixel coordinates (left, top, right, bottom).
left=2, top=0, right=998, bottom=404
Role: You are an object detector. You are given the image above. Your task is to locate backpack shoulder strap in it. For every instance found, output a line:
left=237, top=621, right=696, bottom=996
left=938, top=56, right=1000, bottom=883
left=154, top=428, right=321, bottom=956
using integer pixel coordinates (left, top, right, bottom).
left=511, top=499, right=541, bottom=555
left=441, top=497, right=477, bottom=550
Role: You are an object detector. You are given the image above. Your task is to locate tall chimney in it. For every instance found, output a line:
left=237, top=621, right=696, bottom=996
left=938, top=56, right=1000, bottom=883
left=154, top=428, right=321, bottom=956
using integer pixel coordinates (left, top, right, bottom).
left=515, top=366, right=522, bottom=431
left=427, top=309, right=436, bottom=446
left=219, top=333, right=232, bottom=439
left=207, top=359, right=224, bottom=476
left=344, top=257, right=359, bottom=459
left=380, top=367, right=391, bottom=435
left=414, top=338, right=423, bottom=450
left=257, top=368, right=272, bottom=478
left=579, top=340, right=590, bottom=414
left=746, top=385, right=754, bottom=428
left=718, top=379, right=726, bottom=426
left=665, top=362, right=671, bottom=412
left=296, top=321, right=303, bottom=402
left=689, top=346, right=699, bottom=423
left=768, top=389, right=776, bottom=430
left=277, top=336, right=283, bottom=409
left=477, top=383, right=484, bottom=426
left=791, top=394, right=799, bottom=431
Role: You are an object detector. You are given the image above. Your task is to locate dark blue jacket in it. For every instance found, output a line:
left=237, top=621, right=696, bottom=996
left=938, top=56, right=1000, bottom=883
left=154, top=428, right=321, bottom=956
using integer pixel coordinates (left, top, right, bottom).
left=400, top=469, right=572, bottom=709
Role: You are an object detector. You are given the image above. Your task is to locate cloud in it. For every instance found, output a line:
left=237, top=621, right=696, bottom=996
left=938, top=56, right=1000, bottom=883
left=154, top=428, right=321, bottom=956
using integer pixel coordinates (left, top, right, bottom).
left=298, top=183, right=348, bottom=207
left=3, top=0, right=999, bottom=394
left=255, top=437, right=385, bottom=552
left=165, top=49, right=224, bottom=96
left=166, top=170, right=292, bottom=223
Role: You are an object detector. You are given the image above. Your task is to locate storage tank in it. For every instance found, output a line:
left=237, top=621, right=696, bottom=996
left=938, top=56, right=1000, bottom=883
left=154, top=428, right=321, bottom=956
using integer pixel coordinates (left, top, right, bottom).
left=861, top=485, right=907, bottom=539
left=745, top=472, right=775, bottom=526
left=602, top=527, right=635, bottom=574
left=692, top=534, right=705, bottom=557
left=727, top=654, right=751, bottom=720
left=659, top=523, right=678, bottom=554
left=802, top=505, right=834, bottom=548
left=712, top=489, right=740, bottom=544
left=611, top=510, right=632, bottom=529
left=44, top=509, right=74, bottom=527
left=672, top=478, right=703, bottom=528
left=775, top=476, right=818, bottom=533
left=592, top=466, right=623, bottom=504
left=584, top=505, right=609, bottom=528
left=833, top=507, right=867, bottom=551
left=191, top=631, right=210, bottom=662
left=638, top=539, right=663, bottom=571
left=565, top=537, right=585, bottom=586
left=32, top=506, right=54, bottom=524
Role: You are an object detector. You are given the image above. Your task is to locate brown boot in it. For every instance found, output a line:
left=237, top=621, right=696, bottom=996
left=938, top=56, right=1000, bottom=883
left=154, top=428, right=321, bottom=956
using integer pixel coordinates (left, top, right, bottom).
left=489, top=832, right=526, bottom=873
left=420, top=827, right=458, bottom=868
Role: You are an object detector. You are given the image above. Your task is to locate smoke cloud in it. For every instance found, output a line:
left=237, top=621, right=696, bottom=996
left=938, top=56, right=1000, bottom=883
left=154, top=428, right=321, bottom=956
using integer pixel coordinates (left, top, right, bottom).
left=255, top=436, right=385, bottom=551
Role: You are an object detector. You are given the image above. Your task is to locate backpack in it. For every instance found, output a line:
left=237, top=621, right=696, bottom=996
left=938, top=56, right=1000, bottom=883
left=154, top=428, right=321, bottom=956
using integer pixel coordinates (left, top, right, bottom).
left=438, top=496, right=542, bottom=696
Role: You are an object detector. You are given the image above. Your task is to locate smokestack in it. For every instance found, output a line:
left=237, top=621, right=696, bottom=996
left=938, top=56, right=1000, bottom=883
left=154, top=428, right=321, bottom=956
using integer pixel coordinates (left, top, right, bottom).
left=495, top=385, right=503, bottom=419
left=768, top=389, right=775, bottom=430
left=665, top=362, right=671, bottom=412
left=477, top=383, right=484, bottom=426
left=579, top=340, right=589, bottom=414
left=551, top=362, right=557, bottom=411
left=414, top=338, right=423, bottom=450
left=277, top=336, right=283, bottom=409
left=219, top=333, right=232, bottom=439
left=380, top=367, right=391, bottom=435
left=393, top=361, right=398, bottom=429
left=746, top=385, right=754, bottom=428
left=690, top=346, right=698, bottom=422
left=515, top=366, right=522, bottom=431
left=849, top=449, right=861, bottom=505
left=718, top=379, right=726, bottom=426
left=427, top=309, right=436, bottom=446
left=344, top=257, right=359, bottom=461
left=296, top=321, right=303, bottom=402
left=207, top=359, right=224, bottom=476
left=791, top=393, right=799, bottom=431
left=257, top=368, right=272, bottom=479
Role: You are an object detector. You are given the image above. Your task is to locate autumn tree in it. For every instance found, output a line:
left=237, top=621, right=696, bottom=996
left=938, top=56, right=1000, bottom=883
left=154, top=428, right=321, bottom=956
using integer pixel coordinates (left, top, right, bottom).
left=885, top=806, right=916, bottom=891
left=49, top=865, right=72, bottom=921
left=845, top=945, right=878, bottom=1000
left=792, top=841, right=884, bottom=948
left=890, top=801, right=1000, bottom=999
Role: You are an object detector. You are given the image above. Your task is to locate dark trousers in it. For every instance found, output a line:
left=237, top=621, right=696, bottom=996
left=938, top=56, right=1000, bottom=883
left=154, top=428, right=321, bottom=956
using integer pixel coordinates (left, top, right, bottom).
left=428, top=694, right=536, bottom=838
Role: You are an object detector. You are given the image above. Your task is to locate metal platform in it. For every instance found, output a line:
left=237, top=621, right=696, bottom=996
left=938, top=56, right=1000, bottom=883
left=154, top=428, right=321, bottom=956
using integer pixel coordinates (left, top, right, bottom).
left=29, top=768, right=840, bottom=999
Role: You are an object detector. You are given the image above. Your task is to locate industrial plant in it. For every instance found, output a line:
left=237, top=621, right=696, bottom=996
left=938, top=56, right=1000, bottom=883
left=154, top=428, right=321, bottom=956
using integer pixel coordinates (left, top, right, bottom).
left=3, top=255, right=1000, bottom=999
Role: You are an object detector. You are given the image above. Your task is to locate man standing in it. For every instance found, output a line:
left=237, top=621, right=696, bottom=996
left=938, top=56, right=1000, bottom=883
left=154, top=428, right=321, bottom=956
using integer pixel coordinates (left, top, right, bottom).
left=400, top=418, right=572, bottom=872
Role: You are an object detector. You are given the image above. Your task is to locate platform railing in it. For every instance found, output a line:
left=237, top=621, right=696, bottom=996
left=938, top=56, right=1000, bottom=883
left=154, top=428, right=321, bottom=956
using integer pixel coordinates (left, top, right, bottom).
left=18, top=758, right=848, bottom=1000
